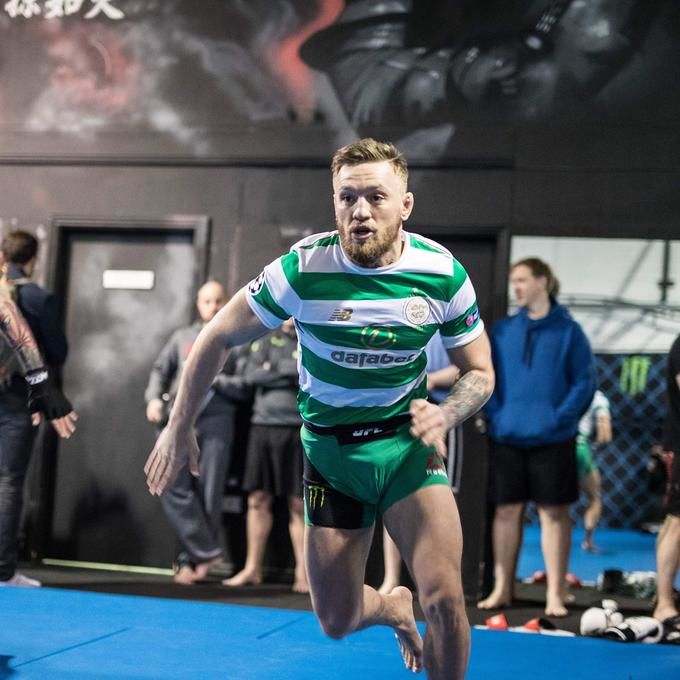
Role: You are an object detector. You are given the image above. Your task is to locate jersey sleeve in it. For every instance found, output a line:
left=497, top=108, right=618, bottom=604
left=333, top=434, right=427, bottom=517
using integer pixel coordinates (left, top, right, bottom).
left=438, top=258, right=485, bottom=348
left=245, top=252, right=301, bottom=329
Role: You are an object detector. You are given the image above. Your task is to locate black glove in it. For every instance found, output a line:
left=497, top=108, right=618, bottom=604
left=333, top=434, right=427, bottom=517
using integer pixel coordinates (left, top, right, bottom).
left=25, top=368, right=73, bottom=420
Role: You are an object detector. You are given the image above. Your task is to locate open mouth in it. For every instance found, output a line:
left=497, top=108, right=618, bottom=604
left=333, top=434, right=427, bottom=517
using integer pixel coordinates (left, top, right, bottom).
left=350, top=225, right=374, bottom=240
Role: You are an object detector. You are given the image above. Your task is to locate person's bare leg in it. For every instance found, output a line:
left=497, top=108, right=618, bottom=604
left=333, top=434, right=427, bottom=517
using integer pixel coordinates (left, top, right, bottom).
left=385, top=485, right=469, bottom=680
left=306, top=524, right=424, bottom=673
left=288, top=495, right=309, bottom=593
left=581, top=469, right=602, bottom=552
left=223, top=490, right=273, bottom=586
left=378, top=525, right=402, bottom=594
left=653, top=514, right=680, bottom=621
left=538, top=504, right=572, bottom=617
left=478, top=502, right=524, bottom=609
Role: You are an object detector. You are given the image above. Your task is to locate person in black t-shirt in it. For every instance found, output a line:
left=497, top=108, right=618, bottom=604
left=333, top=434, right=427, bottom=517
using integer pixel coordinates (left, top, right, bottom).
left=654, top=333, right=680, bottom=632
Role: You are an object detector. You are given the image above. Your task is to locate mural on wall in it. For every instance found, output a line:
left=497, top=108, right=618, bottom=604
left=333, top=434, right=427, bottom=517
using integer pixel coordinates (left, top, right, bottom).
left=0, top=0, right=344, bottom=152
left=301, top=0, right=680, bottom=132
left=0, top=0, right=678, bottom=156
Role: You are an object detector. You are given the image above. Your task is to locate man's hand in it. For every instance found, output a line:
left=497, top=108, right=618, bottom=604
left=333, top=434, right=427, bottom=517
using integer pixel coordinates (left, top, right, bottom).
left=144, top=425, right=200, bottom=496
left=25, top=367, right=78, bottom=438
left=409, top=398, right=447, bottom=458
left=31, top=410, right=78, bottom=438
left=146, top=398, right=165, bottom=424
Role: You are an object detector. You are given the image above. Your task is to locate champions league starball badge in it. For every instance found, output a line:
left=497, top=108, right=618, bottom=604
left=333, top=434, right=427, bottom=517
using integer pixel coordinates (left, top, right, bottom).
left=248, top=271, right=265, bottom=295
left=403, top=296, right=430, bottom=326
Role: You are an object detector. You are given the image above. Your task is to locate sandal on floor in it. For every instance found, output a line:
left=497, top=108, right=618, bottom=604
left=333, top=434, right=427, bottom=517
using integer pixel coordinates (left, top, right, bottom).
left=661, top=614, right=680, bottom=645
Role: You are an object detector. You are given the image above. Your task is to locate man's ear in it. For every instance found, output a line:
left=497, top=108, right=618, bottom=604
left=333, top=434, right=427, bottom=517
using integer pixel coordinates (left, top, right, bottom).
left=401, top=192, right=415, bottom=221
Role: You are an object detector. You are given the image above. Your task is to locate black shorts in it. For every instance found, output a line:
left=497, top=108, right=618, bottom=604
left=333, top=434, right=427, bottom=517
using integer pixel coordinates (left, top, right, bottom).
left=242, top=424, right=303, bottom=497
left=666, top=451, right=680, bottom=518
left=489, top=438, right=579, bottom=506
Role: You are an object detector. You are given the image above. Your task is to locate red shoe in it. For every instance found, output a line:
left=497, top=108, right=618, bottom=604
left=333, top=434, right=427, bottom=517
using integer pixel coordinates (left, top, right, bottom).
left=486, top=613, right=509, bottom=630
left=565, top=573, right=582, bottom=588
left=529, top=570, right=547, bottom=584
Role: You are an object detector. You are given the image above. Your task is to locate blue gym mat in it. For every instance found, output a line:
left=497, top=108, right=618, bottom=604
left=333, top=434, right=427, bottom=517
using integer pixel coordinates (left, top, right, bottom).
left=1, top=587, right=677, bottom=679
left=517, top=526, right=680, bottom=586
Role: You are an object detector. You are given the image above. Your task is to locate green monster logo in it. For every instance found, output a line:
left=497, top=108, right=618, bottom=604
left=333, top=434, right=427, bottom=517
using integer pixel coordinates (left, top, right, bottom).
left=620, top=355, right=650, bottom=396
left=360, top=325, right=396, bottom=348
left=306, top=485, right=326, bottom=510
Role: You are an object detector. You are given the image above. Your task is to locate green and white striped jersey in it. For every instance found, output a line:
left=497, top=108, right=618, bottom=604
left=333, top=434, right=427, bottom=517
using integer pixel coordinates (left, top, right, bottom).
left=246, top=230, right=483, bottom=426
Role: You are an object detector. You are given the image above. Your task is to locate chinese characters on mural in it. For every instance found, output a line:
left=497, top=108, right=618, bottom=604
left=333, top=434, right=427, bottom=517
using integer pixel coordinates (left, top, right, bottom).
left=4, top=0, right=124, bottom=19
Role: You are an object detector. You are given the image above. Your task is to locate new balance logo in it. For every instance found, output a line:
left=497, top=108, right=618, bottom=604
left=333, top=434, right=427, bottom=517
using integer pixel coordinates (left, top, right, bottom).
left=329, top=308, right=353, bottom=321
left=352, top=427, right=383, bottom=438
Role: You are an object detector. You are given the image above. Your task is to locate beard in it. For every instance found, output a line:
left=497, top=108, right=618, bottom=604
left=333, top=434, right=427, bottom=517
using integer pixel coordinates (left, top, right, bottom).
left=337, top=219, right=402, bottom=267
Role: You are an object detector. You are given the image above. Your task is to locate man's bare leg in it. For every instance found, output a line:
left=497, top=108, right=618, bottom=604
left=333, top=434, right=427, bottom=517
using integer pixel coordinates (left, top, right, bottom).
left=306, top=524, right=424, bottom=673
left=478, top=502, right=524, bottom=609
left=538, top=504, right=572, bottom=617
left=385, top=485, right=469, bottom=680
left=654, top=514, right=680, bottom=622
left=581, top=470, right=602, bottom=552
left=379, top=526, right=402, bottom=594
left=288, top=495, right=309, bottom=593
left=223, top=490, right=272, bottom=586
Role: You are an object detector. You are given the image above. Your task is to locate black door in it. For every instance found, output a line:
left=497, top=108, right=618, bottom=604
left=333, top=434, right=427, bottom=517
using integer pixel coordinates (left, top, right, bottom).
left=41, top=217, right=210, bottom=567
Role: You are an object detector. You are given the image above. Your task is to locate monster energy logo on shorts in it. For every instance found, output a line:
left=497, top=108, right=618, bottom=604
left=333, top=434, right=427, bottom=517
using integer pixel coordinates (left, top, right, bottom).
left=620, top=355, right=650, bottom=396
left=306, top=485, right=326, bottom=510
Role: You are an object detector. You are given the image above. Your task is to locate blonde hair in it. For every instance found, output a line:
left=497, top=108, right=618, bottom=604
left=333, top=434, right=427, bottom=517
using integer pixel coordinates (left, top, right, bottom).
left=331, top=138, right=408, bottom=183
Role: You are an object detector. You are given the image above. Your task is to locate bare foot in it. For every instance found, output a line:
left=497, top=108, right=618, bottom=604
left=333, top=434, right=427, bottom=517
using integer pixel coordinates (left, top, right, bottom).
left=545, top=593, right=568, bottom=617
left=292, top=578, right=309, bottom=594
left=192, top=557, right=223, bottom=582
left=654, top=606, right=679, bottom=622
left=389, top=586, right=423, bottom=674
left=222, top=569, right=262, bottom=587
left=378, top=579, right=400, bottom=595
left=477, top=590, right=512, bottom=610
left=173, top=565, right=198, bottom=585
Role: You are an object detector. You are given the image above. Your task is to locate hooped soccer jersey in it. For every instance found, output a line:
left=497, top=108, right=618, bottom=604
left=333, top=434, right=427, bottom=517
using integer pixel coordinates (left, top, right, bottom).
left=246, top=230, right=484, bottom=427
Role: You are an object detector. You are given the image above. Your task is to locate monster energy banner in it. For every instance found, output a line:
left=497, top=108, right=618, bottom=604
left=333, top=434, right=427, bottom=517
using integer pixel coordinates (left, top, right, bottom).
left=527, top=353, right=667, bottom=529
left=619, top=356, right=652, bottom=397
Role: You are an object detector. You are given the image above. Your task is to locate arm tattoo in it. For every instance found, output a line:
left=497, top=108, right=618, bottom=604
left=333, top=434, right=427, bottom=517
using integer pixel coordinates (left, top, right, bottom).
left=0, top=299, right=44, bottom=373
left=438, top=369, right=493, bottom=431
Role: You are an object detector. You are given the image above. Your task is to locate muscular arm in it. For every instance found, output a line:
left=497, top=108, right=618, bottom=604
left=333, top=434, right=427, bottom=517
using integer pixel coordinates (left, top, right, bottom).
left=427, top=364, right=461, bottom=393
left=439, top=331, right=495, bottom=430
left=145, top=288, right=270, bottom=494
left=410, top=331, right=495, bottom=455
left=0, top=298, right=44, bottom=373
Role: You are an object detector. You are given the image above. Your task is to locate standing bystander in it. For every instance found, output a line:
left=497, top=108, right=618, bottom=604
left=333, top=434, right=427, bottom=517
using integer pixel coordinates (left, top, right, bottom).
left=577, top=389, right=612, bottom=552
left=145, top=280, right=249, bottom=584
left=223, top=317, right=308, bottom=593
left=653, top=332, right=680, bottom=639
left=0, top=230, right=74, bottom=588
left=479, top=257, right=594, bottom=616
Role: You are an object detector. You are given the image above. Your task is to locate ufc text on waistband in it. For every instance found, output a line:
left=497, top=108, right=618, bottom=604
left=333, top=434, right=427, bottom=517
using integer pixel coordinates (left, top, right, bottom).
left=303, top=414, right=411, bottom=445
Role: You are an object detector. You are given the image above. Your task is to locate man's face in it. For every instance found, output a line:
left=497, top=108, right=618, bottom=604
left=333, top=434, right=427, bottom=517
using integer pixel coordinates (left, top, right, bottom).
left=333, top=161, right=414, bottom=267
left=510, top=265, right=547, bottom=308
left=196, top=282, right=226, bottom=323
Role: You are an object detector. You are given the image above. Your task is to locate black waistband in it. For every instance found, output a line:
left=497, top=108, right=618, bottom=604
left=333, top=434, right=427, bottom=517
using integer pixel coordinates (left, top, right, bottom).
left=303, top=413, right=411, bottom=445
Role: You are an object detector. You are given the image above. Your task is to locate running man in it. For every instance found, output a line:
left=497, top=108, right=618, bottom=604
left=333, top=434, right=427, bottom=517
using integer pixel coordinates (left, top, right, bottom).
left=145, top=138, right=494, bottom=680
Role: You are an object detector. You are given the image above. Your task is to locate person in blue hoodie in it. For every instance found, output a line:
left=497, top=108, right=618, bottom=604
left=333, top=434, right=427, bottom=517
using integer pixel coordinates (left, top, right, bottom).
left=478, top=257, right=594, bottom=617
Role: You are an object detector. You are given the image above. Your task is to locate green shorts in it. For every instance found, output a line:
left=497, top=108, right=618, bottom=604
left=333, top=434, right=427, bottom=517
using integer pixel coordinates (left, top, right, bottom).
left=576, top=434, right=597, bottom=477
left=300, top=421, right=450, bottom=529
